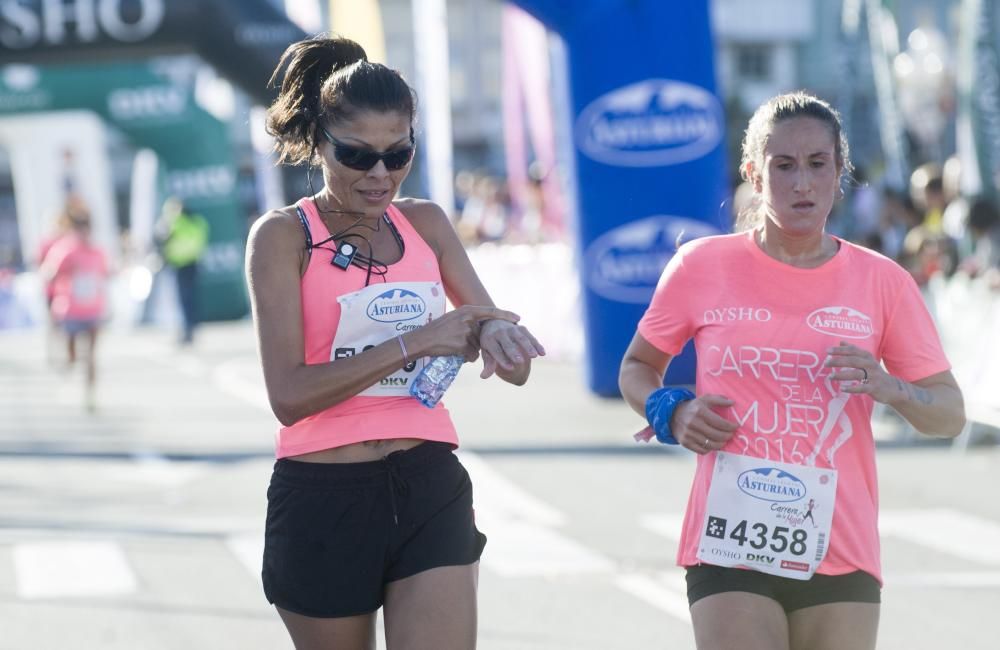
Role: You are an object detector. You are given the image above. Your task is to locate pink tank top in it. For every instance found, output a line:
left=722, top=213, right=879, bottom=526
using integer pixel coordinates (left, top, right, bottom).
left=274, top=198, right=459, bottom=458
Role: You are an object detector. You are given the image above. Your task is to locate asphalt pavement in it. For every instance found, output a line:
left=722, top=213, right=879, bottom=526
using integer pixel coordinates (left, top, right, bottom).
left=1, top=321, right=998, bottom=649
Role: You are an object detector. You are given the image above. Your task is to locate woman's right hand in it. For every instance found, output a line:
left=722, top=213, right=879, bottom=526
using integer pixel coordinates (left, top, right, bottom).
left=405, top=305, right=520, bottom=362
left=672, top=394, right=739, bottom=455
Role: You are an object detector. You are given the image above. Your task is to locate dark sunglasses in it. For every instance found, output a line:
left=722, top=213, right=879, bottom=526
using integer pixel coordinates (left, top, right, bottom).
left=319, top=126, right=415, bottom=171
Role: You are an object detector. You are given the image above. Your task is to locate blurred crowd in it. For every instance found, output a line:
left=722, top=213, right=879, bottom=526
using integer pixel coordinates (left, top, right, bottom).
left=451, top=156, right=1000, bottom=296
left=451, top=163, right=552, bottom=245
left=853, top=160, right=1000, bottom=290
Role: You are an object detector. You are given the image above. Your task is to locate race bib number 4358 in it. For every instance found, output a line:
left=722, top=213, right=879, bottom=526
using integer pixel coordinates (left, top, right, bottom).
left=697, top=451, right=837, bottom=580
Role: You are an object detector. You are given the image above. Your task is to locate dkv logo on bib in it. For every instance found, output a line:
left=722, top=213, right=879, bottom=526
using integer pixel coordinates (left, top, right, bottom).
left=575, top=79, right=724, bottom=167
left=366, top=289, right=427, bottom=323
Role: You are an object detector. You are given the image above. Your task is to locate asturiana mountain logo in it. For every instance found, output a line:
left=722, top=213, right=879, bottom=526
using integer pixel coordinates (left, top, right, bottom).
left=367, top=289, right=427, bottom=323
left=806, top=306, right=874, bottom=339
left=583, top=215, right=721, bottom=304
left=575, top=78, right=724, bottom=167
left=737, top=468, right=806, bottom=503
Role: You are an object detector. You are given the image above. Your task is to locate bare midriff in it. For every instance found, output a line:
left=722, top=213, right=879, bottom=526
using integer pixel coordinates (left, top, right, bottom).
left=287, top=437, right=427, bottom=463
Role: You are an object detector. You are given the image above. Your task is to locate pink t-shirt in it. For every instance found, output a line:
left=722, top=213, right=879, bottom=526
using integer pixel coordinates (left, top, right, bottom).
left=274, top=199, right=459, bottom=459
left=638, top=231, right=951, bottom=584
left=43, top=235, right=109, bottom=322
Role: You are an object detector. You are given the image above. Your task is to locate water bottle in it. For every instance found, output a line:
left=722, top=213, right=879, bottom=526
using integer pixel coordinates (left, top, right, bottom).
left=409, top=355, right=464, bottom=408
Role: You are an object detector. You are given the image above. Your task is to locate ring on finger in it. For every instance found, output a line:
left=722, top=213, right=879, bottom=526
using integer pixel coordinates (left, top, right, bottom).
left=860, top=368, right=869, bottom=385
left=704, top=437, right=711, bottom=449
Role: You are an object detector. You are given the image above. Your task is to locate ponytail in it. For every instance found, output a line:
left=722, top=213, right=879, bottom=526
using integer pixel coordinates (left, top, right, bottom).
left=266, top=36, right=368, bottom=165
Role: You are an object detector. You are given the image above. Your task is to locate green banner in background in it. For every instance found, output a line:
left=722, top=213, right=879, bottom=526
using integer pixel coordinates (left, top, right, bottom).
left=958, top=0, right=1000, bottom=199
left=0, top=59, right=247, bottom=321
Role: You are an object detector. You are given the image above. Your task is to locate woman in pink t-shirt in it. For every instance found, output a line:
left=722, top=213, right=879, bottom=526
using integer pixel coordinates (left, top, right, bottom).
left=42, top=214, right=109, bottom=411
left=619, top=92, right=965, bottom=650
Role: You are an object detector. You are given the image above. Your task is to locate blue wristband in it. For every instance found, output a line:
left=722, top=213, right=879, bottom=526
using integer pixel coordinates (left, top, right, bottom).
left=645, top=387, right=696, bottom=445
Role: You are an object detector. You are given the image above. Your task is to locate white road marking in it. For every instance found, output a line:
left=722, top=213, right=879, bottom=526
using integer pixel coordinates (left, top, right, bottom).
left=457, top=452, right=566, bottom=526
left=886, top=571, right=1000, bottom=588
left=212, top=359, right=271, bottom=413
left=639, top=513, right=685, bottom=542
left=226, top=533, right=264, bottom=585
left=458, top=451, right=613, bottom=576
left=880, top=508, right=1000, bottom=566
left=474, top=514, right=614, bottom=577
left=13, top=540, right=137, bottom=599
left=103, top=451, right=205, bottom=487
left=157, top=354, right=208, bottom=378
left=136, top=347, right=271, bottom=413
left=616, top=572, right=691, bottom=623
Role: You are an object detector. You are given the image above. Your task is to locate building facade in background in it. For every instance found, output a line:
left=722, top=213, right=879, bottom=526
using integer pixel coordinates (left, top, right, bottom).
left=367, top=0, right=964, bottom=181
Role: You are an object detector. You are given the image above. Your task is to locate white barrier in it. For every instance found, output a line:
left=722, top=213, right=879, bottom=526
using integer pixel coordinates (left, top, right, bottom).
left=925, top=274, right=1000, bottom=441
left=466, top=242, right=584, bottom=361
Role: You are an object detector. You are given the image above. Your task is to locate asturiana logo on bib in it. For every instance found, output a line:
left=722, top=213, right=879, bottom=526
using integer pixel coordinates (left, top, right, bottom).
left=737, top=468, right=806, bottom=503
left=367, top=289, right=427, bottom=323
left=806, top=306, right=874, bottom=339
left=584, top=215, right=720, bottom=304
left=575, top=78, right=724, bottom=167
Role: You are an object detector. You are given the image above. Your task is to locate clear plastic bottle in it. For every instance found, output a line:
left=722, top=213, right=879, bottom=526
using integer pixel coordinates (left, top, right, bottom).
left=409, top=355, right=464, bottom=408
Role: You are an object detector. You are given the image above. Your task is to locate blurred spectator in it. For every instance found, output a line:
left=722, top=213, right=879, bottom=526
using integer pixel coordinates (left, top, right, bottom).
left=957, top=197, right=1000, bottom=289
left=453, top=169, right=476, bottom=218
left=901, top=226, right=948, bottom=286
left=0, top=247, right=31, bottom=329
left=848, top=165, right=882, bottom=242
left=155, top=197, right=209, bottom=345
left=941, top=155, right=969, bottom=242
left=517, top=161, right=546, bottom=244
left=456, top=173, right=510, bottom=244
left=874, top=188, right=920, bottom=259
left=910, top=163, right=948, bottom=235
left=901, top=164, right=957, bottom=285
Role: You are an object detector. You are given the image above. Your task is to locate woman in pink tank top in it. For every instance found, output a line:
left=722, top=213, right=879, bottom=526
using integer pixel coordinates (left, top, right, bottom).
left=246, top=35, right=545, bottom=649
left=619, top=92, right=965, bottom=650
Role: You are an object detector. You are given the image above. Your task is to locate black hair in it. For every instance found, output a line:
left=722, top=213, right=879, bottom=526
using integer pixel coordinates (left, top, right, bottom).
left=968, top=197, right=1000, bottom=234
left=265, top=34, right=416, bottom=165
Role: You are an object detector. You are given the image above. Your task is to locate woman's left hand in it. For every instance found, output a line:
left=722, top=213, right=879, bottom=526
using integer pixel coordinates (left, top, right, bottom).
left=478, top=318, right=545, bottom=381
left=824, top=341, right=894, bottom=403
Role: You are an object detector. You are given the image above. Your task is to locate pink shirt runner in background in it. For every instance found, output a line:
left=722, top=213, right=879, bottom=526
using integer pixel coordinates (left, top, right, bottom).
left=43, top=234, right=109, bottom=323
left=638, top=231, right=951, bottom=584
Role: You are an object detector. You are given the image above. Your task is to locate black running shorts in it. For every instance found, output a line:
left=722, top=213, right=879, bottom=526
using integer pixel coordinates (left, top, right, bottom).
left=686, top=564, right=881, bottom=612
left=262, top=441, right=487, bottom=618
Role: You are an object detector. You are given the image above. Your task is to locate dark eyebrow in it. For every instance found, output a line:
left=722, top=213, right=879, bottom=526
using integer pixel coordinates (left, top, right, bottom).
left=771, top=151, right=833, bottom=161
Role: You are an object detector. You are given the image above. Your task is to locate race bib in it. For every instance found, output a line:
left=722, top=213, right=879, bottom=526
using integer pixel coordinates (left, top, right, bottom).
left=72, top=272, right=101, bottom=302
left=697, top=451, right=837, bottom=580
left=331, top=281, right=445, bottom=397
